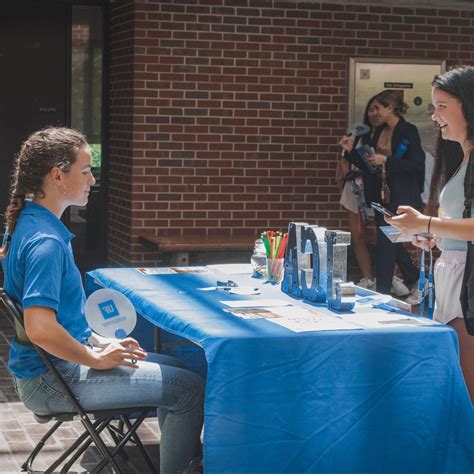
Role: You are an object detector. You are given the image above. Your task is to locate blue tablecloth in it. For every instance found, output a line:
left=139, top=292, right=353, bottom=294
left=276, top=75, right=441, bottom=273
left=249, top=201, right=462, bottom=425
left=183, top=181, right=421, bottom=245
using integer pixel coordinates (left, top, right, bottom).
left=86, top=267, right=474, bottom=473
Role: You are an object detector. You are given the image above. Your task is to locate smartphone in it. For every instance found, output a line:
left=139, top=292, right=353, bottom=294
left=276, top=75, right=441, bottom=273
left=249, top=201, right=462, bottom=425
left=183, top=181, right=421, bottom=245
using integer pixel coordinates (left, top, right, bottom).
left=370, top=202, right=395, bottom=217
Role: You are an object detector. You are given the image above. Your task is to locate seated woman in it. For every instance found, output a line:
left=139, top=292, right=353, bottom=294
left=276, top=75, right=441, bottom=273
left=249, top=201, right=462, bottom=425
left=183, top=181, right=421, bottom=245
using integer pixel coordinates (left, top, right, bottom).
left=0, top=127, right=204, bottom=473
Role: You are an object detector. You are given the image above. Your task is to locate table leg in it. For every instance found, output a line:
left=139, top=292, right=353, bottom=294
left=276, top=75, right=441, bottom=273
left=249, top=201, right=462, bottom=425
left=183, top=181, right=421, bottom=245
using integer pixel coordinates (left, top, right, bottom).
left=153, top=327, right=161, bottom=353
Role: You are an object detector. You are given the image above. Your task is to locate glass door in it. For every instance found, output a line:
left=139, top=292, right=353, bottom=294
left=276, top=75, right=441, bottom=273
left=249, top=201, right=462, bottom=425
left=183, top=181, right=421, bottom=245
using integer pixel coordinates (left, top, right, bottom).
left=70, top=5, right=107, bottom=270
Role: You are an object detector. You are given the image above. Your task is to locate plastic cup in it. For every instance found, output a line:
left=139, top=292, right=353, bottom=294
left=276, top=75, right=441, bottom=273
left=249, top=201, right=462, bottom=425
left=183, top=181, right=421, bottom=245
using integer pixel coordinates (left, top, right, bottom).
left=266, top=258, right=284, bottom=284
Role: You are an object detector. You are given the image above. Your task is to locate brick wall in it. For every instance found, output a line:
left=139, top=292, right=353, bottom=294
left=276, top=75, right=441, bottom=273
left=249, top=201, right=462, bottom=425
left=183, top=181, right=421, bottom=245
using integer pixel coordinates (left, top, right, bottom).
left=108, top=0, right=474, bottom=265
left=109, top=3, right=137, bottom=264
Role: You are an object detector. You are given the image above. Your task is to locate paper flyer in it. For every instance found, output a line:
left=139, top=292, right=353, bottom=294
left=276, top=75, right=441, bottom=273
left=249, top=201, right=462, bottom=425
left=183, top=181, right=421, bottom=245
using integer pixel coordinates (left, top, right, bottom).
left=220, top=299, right=292, bottom=308
left=224, top=304, right=363, bottom=332
left=339, top=308, right=440, bottom=329
left=136, top=266, right=211, bottom=275
left=207, top=263, right=253, bottom=274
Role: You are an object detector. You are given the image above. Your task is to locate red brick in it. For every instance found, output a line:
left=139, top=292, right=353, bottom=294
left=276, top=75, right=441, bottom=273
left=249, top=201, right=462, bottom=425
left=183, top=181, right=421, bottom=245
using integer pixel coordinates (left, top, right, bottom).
left=107, top=0, right=473, bottom=265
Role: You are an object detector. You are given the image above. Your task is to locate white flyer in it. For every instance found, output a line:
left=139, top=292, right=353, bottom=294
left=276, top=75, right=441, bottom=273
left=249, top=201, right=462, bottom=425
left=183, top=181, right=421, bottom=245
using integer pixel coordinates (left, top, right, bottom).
left=269, top=311, right=363, bottom=332
left=136, top=266, right=211, bottom=275
left=224, top=304, right=363, bottom=332
left=136, top=267, right=174, bottom=275
left=339, top=308, right=440, bottom=329
left=207, top=263, right=253, bottom=274
left=220, top=299, right=293, bottom=308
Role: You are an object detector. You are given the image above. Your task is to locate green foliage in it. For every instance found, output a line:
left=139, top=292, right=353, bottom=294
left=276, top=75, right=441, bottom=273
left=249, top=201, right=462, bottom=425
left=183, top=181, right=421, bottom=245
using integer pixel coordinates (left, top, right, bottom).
left=89, top=144, right=101, bottom=169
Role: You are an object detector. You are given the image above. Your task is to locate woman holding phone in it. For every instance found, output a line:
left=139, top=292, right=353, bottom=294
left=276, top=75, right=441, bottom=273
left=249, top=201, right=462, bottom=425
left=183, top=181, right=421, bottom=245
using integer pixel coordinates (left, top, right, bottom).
left=388, top=67, right=474, bottom=402
left=340, top=90, right=425, bottom=302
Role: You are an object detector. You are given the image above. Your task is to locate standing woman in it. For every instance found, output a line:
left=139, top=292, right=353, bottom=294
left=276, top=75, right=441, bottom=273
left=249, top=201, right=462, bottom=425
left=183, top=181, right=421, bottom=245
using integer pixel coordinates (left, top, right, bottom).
left=0, top=127, right=204, bottom=472
left=337, top=96, right=380, bottom=290
left=389, top=67, right=474, bottom=402
left=341, top=90, right=425, bottom=299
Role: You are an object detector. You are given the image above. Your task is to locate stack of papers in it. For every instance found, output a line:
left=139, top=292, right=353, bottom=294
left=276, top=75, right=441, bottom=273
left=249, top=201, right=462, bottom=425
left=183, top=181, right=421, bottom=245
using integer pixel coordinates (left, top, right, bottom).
left=220, top=299, right=440, bottom=332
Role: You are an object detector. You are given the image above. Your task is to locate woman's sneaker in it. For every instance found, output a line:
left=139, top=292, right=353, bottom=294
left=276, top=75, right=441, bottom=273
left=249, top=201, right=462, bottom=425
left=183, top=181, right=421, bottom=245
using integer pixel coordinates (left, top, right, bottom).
left=405, top=281, right=427, bottom=306
left=391, top=276, right=410, bottom=297
left=357, top=277, right=376, bottom=290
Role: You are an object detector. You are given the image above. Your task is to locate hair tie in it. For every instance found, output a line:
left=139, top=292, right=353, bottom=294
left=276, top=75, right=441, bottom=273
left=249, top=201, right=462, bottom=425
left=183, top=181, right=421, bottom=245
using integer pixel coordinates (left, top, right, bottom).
left=3, top=230, right=11, bottom=243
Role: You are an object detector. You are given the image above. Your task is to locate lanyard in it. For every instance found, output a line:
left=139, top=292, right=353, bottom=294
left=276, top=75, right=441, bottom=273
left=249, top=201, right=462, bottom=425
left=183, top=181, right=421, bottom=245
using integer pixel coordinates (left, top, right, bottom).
left=427, top=249, right=435, bottom=319
left=419, top=249, right=435, bottom=318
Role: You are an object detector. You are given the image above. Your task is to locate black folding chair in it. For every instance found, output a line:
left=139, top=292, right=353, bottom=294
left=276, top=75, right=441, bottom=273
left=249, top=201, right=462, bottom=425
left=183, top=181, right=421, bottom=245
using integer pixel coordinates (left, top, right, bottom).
left=0, top=288, right=159, bottom=474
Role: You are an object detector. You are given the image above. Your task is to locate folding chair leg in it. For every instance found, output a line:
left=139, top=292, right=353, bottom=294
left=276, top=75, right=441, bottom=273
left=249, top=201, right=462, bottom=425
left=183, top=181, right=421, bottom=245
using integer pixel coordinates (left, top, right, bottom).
left=53, top=430, right=93, bottom=473
left=59, top=437, right=93, bottom=474
left=58, top=419, right=109, bottom=474
left=92, top=411, right=154, bottom=474
left=22, top=420, right=63, bottom=473
left=122, top=414, right=158, bottom=473
left=107, top=423, right=129, bottom=461
left=79, top=415, right=124, bottom=474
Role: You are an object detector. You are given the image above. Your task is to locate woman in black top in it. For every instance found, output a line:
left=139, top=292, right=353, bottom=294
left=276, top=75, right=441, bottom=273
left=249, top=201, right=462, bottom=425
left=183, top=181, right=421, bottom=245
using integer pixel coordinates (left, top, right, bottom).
left=340, top=90, right=425, bottom=298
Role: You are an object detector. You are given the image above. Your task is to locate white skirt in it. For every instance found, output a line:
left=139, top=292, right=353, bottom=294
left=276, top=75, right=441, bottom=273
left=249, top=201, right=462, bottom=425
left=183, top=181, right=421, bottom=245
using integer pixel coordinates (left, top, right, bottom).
left=433, top=250, right=466, bottom=324
left=340, top=180, right=361, bottom=215
left=340, top=180, right=374, bottom=217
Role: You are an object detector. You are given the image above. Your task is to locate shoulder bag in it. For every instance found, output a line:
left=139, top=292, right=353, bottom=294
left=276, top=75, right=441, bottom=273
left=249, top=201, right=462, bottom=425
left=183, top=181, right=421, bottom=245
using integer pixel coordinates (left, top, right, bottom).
left=460, top=151, right=474, bottom=335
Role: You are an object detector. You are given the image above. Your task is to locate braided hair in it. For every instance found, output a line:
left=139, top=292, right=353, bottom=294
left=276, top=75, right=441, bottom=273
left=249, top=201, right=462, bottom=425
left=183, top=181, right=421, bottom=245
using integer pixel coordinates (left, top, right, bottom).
left=0, top=127, right=87, bottom=256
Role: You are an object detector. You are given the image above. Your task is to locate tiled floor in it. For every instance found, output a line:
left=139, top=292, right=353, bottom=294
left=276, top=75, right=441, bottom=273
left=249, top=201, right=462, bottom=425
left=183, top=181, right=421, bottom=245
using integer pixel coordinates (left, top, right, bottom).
left=0, top=311, right=161, bottom=473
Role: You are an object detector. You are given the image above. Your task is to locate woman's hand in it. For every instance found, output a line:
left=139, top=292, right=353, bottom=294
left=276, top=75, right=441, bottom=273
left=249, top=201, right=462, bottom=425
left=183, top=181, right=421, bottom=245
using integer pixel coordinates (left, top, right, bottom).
left=411, top=235, right=436, bottom=251
left=91, top=338, right=148, bottom=370
left=367, top=153, right=386, bottom=166
left=339, top=135, right=354, bottom=153
left=386, top=206, right=431, bottom=234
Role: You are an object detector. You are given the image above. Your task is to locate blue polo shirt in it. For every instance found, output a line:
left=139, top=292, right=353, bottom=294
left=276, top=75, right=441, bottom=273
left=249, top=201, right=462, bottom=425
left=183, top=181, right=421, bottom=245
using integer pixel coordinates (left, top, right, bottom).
left=3, top=201, right=91, bottom=379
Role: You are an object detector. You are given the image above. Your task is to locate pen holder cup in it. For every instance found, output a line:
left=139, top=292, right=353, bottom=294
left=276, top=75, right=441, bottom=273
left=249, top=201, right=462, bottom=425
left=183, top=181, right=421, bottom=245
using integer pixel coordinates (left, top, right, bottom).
left=266, top=258, right=284, bottom=284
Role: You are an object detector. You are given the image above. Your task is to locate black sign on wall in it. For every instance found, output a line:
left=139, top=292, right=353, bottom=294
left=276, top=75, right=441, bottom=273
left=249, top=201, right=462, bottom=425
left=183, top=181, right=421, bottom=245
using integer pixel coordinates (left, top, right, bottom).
left=384, top=82, right=414, bottom=89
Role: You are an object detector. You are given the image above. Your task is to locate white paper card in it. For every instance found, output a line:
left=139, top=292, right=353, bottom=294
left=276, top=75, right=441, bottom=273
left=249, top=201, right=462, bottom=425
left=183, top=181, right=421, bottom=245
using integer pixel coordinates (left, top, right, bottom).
left=136, top=267, right=174, bottom=275
left=340, top=308, right=440, bottom=329
left=229, top=287, right=260, bottom=295
left=207, top=263, right=253, bottom=274
left=220, top=299, right=292, bottom=308
left=136, top=266, right=212, bottom=275
left=270, top=314, right=362, bottom=332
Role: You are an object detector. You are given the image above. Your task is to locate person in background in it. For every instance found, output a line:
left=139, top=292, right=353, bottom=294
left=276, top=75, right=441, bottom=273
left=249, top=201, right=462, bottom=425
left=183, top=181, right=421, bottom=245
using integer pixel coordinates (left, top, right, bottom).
left=340, top=90, right=425, bottom=303
left=0, top=127, right=204, bottom=472
left=337, top=95, right=379, bottom=290
left=339, top=92, right=416, bottom=298
left=388, top=67, right=474, bottom=402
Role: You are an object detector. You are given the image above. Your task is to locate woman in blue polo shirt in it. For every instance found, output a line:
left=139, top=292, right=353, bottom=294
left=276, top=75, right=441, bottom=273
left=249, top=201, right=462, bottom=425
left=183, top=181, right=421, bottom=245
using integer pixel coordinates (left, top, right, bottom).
left=0, top=127, right=204, bottom=473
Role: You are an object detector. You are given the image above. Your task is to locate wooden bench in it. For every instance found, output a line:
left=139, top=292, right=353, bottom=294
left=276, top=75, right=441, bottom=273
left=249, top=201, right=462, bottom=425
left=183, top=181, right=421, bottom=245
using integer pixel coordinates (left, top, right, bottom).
left=139, top=234, right=256, bottom=265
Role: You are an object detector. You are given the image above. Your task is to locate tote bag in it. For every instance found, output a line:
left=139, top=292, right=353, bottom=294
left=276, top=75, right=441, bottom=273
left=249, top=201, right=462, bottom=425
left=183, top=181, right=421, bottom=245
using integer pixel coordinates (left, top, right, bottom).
left=460, top=151, right=474, bottom=335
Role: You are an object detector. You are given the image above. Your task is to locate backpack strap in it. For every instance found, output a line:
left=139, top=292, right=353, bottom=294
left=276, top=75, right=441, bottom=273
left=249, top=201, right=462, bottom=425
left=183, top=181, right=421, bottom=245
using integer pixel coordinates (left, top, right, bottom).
left=463, top=151, right=474, bottom=218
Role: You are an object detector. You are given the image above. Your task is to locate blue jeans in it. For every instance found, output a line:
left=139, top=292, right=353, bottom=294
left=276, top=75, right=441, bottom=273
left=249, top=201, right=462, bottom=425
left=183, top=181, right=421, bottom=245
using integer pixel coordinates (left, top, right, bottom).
left=14, top=353, right=204, bottom=474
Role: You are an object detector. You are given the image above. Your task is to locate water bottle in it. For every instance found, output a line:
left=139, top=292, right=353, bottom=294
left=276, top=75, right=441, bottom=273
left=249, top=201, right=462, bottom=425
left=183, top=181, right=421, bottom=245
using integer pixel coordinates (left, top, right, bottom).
left=393, top=139, right=409, bottom=159
left=251, top=238, right=267, bottom=278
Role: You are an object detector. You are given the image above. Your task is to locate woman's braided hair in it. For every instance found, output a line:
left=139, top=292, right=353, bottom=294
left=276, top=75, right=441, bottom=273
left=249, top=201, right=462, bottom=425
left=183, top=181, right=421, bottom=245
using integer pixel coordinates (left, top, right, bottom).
left=1, top=127, right=87, bottom=256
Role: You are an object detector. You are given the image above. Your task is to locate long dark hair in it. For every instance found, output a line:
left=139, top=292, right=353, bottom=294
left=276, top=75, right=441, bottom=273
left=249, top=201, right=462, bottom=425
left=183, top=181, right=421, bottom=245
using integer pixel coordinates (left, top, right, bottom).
left=427, top=66, right=474, bottom=214
left=0, top=127, right=87, bottom=256
left=426, top=134, right=463, bottom=215
left=358, top=94, right=380, bottom=146
left=432, top=66, right=474, bottom=146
